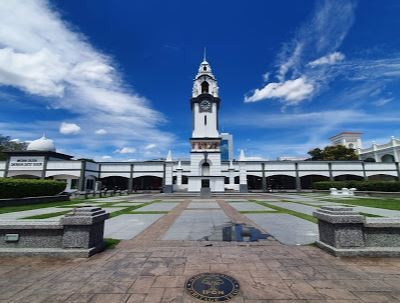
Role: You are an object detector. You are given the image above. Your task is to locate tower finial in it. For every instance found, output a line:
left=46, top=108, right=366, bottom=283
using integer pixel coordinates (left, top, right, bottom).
left=203, top=47, right=207, bottom=61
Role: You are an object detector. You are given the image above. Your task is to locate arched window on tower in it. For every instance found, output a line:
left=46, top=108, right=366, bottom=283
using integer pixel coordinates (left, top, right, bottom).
left=201, top=81, right=209, bottom=94
left=202, top=162, right=210, bottom=176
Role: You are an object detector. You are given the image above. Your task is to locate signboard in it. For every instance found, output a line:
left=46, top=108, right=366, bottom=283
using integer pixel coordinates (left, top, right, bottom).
left=9, top=156, right=45, bottom=170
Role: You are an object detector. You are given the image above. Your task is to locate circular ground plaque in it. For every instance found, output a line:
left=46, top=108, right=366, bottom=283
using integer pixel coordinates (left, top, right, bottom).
left=186, top=272, right=240, bottom=302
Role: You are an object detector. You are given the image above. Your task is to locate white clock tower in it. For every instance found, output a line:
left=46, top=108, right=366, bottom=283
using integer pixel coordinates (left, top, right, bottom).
left=188, top=53, right=225, bottom=192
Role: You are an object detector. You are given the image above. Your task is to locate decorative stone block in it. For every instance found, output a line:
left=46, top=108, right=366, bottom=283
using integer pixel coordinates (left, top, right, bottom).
left=314, top=206, right=400, bottom=257
left=61, top=206, right=109, bottom=251
left=313, top=206, right=365, bottom=248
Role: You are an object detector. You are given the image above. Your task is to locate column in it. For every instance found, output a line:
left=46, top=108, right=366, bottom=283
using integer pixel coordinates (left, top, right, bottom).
left=78, top=160, right=87, bottom=191
left=362, top=162, right=368, bottom=181
left=295, top=162, right=301, bottom=192
left=164, top=151, right=174, bottom=193
left=176, top=161, right=183, bottom=187
left=261, top=163, right=267, bottom=192
left=41, top=155, right=48, bottom=179
left=128, top=164, right=134, bottom=193
left=239, top=162, right=247, bottom=193
left=328, top=162, right=334, bottom=181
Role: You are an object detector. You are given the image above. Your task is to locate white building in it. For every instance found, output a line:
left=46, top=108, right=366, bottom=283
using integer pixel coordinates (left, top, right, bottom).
left=330, top=132, right=363, bottom=150
left=330, top=132, right=400, bottom=163
left=1, top=57, right=400, bottom=193
left=358, top=137, right=400, bottom=163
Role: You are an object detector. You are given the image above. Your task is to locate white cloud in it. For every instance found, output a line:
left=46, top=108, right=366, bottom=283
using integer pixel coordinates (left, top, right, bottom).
left=95, top=129, right=107, bottom=135
left=59, top=122, right=80, bottom=135
left=262, top=72, right=270, bottom=82
left=101, top=155, right=111, bottom=159
left=246, top=0, right=356, bottom=105
left=0, top=0, right=174, bottom=157
left=144, top=143, right=156, bottom=150
left=308, top=52, right=345, bottom=67
left=114, top=147, right=136, bottom=154
left=373, top=97, right=394, bottom=107
left=245, top=77, right=314, bottom=104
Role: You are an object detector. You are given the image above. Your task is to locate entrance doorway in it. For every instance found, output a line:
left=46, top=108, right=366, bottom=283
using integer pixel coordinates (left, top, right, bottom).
left=201, top=179, right=210, bottom=188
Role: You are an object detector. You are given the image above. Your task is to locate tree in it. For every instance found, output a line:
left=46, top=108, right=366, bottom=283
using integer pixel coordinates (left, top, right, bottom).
left=308, top=145, right=358, bottom=161
left=0, top=135, right=28, bottom=161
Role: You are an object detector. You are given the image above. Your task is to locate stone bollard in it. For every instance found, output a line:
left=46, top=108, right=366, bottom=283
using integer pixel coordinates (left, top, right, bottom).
left=60, top=206, right=109, bottom=256
left=313, top=206, right=365, bottom=252
left=349, top=188, right=357, bottom=196
left=329, top=188, right=338, bottom=195
left=341, top=187, right=350, bottom=195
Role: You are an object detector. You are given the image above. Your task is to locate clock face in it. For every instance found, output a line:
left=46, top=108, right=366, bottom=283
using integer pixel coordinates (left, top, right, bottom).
left=200, top=100, right=212, bottom=112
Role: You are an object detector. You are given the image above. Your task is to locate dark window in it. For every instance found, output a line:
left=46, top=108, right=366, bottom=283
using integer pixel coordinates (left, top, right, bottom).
left=86, top=179, right=94, bottom=190
left=203, top=66, right=207, bottom=71
left=201, top=81, right=209, bottom=93
left=201, top=179, right=210, bottom=188
left=204, top=115, right=207, bottom=125
left=71, top=179, right=78, bottom=189
left=224, top=177, right=229, bottom=184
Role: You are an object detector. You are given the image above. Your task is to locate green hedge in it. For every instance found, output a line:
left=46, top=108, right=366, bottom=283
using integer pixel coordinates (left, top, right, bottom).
left=0, top=178, right=66, bottom=199
left=312, top=181, right=400, bottom=192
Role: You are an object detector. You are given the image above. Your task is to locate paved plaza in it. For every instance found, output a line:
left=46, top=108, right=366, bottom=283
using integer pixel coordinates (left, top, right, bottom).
left=1, top=193, right=400, bottom=302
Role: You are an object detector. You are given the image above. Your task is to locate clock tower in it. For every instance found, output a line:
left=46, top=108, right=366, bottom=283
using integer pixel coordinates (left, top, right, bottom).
left=188, top=53, right=225, bottom=192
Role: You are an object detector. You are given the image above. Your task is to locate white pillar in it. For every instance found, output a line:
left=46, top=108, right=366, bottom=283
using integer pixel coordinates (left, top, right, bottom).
left=176, top=160, right=183, bottom=185
left=238, top=150, right=247, bottom=192
left=164, top=150, right=174, bottom=193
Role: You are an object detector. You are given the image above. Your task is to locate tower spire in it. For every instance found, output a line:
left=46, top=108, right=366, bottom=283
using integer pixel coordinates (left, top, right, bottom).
left=203, top=47, right=207, bottom=61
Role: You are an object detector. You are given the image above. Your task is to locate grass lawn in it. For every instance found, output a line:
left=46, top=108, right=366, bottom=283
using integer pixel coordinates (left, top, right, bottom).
left=0, top=199, right=86, bottom=214
left=21, top=210, right=71, bottom=220
left=323, top=197, right=400, bottom=211
left=251, top=200, right=318, bottom=223
left=104, top=238, right=121, bottom=249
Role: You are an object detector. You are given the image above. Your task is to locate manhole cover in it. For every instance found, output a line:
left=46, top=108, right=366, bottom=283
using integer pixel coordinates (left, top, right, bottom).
left=186, top=272, right=240, bottom=301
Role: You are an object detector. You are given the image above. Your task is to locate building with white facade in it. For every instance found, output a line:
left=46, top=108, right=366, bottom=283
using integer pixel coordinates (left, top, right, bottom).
left=330, top=132, right=400, bottom=163
left=1, top=58, right=400, bottom=193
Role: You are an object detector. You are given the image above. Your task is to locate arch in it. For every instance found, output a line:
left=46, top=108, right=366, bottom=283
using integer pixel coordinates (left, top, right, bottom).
left=132, top=172, right=163, bottom=178
left=265, top=171, right=296, bottom=178
left=201, top=162, right=210, bottom=176
left=100, top=176, right=129, bottom=190
left=182, top=175, right=188, bottom=184
left=334, top=174, right=363, bottom=181
left=267, top=175, right=295, bottom=190
left=7, top=171, right=42, bottom=178
left=247, top=175, right=262, bottom=190
left=201, top=81, right=209, bottom=94
left=10, top=174, right=40, bottom=179
left=300, top=175, right=329, bottom=189
left=332, top=171, right=364, bottom=178
left=368, top=174, right=398, bottom=181
left=381, top=154, right=395, bottom=163
left=133, top=176, right=163, bottom=191
left=100, top=172, right=130, bottom=178
left=364, top=158, right=376, bottom=162
left=46, top=171, right=80, bottom=178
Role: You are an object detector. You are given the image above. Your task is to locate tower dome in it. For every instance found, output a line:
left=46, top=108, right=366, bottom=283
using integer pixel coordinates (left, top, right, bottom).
left=27, top=135, right=56, bottom=152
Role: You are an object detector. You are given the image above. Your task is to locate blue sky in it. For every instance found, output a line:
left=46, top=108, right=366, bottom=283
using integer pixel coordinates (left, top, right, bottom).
left=1, top=0, right=400, bottom=161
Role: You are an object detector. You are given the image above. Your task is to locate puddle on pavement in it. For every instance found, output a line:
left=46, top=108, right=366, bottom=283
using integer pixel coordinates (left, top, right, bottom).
left=201, top=222, right=270, bottom=242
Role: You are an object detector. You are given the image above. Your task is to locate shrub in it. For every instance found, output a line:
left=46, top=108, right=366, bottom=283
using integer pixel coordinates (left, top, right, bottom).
left=312, top=180, right=400, bottom=192
left=0, top=178, right=66, bottom=199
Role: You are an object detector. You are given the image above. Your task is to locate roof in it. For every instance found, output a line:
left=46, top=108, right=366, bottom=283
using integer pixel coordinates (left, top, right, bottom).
left=3, top=151, right=73, bottom=160
left=330, top=132, right=363, bottom=139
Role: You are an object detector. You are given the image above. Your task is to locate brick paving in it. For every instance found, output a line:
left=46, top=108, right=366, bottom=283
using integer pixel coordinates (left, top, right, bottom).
left=1, top=198, right=400, bottom=302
